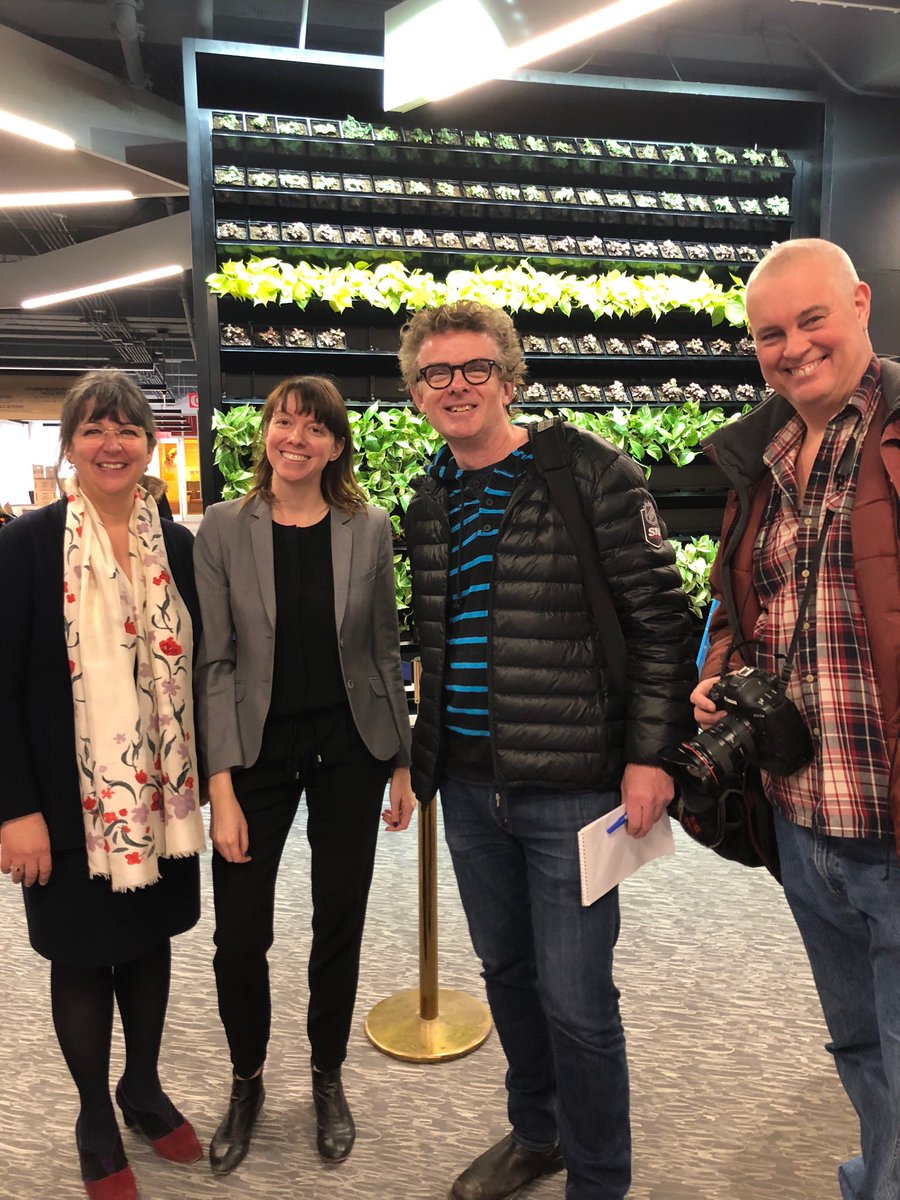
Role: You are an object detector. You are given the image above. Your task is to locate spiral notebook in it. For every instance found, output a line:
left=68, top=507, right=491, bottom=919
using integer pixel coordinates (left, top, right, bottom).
left=577, top=805, right=676, bottom=906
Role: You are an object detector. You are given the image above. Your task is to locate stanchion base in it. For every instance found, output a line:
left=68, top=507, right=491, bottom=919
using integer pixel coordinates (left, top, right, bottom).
left=365, top=988, right=492, bottom=1063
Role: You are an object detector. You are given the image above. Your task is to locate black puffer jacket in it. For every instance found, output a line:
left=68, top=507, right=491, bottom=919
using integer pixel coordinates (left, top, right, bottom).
left=405, top=422, right=696, bottom=802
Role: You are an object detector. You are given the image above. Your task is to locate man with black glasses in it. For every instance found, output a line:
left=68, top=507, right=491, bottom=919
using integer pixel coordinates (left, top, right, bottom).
left=399, top=300, right=694, bottom=1200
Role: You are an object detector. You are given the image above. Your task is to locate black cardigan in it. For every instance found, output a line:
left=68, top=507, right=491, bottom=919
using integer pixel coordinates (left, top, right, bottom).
left=0, top=499, right=200, bottom=851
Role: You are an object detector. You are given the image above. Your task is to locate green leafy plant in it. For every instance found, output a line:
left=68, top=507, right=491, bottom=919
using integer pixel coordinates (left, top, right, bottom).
left=341, top=115, right=373, bottom=138
left=211, top=404, right=261, bottom=499
left=673, top=535, right=719, bottom=617
left=347, top=403, right=441, bottom=536
left=207, top=399, right=723, bottom=624
left=393, top=551, right=414, bottom=626
left=207, top=258, right=748, bottom=326
left=545, top=402, right=739, bottom=467
left=765, top=195, right=791, bottom=216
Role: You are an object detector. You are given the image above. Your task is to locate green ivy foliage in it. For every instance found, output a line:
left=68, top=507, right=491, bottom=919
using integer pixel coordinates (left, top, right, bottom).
left=211, top=402, right=723, bottom=622
left=672, top=534, right=720, bottom=619
left=545, top=403, right=739, bottom=468
left=211, top=404, right=259, bottom=499
left=207, top=257, right=747, bottom=325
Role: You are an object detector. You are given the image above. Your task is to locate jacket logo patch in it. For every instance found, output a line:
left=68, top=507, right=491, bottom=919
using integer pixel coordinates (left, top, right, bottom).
left=640, top=499, right=663, bottom=547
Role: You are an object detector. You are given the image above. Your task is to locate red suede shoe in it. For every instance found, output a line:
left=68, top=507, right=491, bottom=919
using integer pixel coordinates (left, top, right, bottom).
left=76, top=1122, right=137, bottom=1200
left=115, top=1082, right=203, bottom=1164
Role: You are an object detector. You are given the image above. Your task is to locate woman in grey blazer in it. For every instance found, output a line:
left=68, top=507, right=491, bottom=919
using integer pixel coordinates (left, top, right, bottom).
left=193, top=376, right=414, bottom=1176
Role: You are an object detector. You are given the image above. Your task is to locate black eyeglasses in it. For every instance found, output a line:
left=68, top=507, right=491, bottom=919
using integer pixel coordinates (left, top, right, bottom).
left=416, top=358, right=498, bottom=389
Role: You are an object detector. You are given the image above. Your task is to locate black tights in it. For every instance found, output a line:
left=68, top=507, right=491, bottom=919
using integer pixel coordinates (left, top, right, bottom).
left=50, top=940, right=172, bottom=1152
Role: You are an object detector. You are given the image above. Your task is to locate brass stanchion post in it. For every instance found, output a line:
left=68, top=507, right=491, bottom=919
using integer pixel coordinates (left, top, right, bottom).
left=365, top=661, right=492, bottom=1062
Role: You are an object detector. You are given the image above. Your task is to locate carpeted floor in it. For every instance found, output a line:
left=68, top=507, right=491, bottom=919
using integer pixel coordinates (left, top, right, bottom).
left=0, top=801, right=856, bottom=1199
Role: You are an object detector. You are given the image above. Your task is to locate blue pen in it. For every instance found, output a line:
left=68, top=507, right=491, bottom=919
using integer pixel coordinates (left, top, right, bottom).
left=606, top=813, right=628, bottom=835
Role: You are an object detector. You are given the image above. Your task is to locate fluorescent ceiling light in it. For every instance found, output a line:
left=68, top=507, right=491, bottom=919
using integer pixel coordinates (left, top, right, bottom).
left=0, top=109, right=76, bottom=150
left=0, top=189, right=134, bottom=208
left=384, top=0, right=508, bottom=111
left=22, top=264, right=184, bottom=310
left=384, top=0, right=687, bottom=109
left=508, top=0, right=686, bottom=69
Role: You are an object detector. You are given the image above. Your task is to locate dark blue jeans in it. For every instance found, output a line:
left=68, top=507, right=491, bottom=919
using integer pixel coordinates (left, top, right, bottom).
left=775, top=811, right=900, bottom=1200
left=439, top=776, right=630, bottom=1200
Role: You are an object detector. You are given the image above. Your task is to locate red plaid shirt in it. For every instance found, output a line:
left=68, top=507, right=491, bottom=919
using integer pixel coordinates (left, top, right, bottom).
left=752, top=358, right=891, bottom=838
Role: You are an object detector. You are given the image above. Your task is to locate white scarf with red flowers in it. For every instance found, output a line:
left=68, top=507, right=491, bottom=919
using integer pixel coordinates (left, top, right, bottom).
left=64, top=481, right=205, bottom=891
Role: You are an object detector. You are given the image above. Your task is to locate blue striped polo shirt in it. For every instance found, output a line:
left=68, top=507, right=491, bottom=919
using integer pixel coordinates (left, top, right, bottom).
left=429, top=441, right=533, bottom=739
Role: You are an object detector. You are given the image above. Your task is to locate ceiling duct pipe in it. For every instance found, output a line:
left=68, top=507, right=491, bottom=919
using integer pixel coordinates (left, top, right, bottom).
left=111, top=0, right=149, bottom=90
left=763, top=22, right=900, bottom=98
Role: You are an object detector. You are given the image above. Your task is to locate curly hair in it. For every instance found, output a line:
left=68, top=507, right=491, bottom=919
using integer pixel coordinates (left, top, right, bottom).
left=243, top=376, right=367, bottom=514
left=398, top=301, right=526, bottom=390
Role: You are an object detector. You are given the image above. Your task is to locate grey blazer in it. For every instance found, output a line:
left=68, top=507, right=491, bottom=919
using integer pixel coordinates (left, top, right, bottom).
left=193, top=495, right=411, bottom=778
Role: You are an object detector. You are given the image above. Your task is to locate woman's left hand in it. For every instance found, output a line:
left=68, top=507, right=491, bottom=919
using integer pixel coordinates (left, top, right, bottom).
left=382, top=767, right=416, bottom=832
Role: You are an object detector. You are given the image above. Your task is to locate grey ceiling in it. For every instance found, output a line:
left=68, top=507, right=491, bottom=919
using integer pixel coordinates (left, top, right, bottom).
left=1, top=0, right=900, bottom=389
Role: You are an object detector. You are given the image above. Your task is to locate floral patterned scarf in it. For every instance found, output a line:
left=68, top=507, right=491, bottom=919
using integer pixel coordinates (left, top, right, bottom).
left=64, top=481, right=205, bottom=891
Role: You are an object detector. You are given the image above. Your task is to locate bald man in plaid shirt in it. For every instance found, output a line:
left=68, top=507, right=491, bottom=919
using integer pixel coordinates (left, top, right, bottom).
left=694, top=238, right=900, bottom=1200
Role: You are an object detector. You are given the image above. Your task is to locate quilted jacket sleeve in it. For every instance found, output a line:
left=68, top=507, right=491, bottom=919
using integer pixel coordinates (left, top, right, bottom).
left=569, top=428, right=696, bottom=763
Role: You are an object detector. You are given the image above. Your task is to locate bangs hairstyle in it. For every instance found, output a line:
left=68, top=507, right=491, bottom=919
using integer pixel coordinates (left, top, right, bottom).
left=58, top=370, right=158, bottom=473
left=398, top=300, right=526, bottom=390
left=243, top=375, right=367, bottom=514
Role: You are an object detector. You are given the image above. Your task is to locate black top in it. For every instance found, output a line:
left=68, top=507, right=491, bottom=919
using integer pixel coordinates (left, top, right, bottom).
left=269, top=513, right=345, bottom=716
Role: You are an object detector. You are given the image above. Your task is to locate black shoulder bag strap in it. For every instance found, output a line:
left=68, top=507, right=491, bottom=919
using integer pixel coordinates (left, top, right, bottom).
left=529, top=418, right=628, bottom=698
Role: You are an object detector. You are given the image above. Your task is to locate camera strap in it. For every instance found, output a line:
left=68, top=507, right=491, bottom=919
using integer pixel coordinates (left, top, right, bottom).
left=727, top=428, right=863, bottom=696
left=776, top=507, right=836, bottom=693
left=777, top=427, right=864, bottom=692
left=529, top=418, right=628, bottom=698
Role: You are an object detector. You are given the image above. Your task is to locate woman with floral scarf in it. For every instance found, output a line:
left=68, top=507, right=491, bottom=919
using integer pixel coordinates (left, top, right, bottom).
left=0, top=371, right=205, bottom=1200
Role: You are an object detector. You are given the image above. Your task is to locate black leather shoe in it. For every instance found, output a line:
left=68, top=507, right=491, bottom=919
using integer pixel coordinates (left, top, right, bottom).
left=209, top=1074, right=265, bottom=1175
left=450, top=1134, right=565, bottom=1200
left=311, top=1063, right=355, bottom=1162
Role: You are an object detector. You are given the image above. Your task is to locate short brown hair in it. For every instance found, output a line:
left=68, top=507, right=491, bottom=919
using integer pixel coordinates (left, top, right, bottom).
left=58, top=370, right=157, bottom=471
left=398, top=301, right=526, bottom=390
left=244, top=375, right=367, bottom=514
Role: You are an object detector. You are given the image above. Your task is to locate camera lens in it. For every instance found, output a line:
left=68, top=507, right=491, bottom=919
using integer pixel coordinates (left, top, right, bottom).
left=660, top=717, right=757, bottom=806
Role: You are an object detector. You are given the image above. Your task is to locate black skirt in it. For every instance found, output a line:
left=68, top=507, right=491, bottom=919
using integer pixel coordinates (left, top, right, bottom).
left=22, top=846, right=201, bottom=967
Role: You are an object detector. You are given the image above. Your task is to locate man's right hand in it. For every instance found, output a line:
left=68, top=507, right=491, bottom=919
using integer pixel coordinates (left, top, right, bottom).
left=207, top=772, right=252, bottom=863
left=0, top=813, right=52, bottom=886
left=690, top=676, right=727, bottom=730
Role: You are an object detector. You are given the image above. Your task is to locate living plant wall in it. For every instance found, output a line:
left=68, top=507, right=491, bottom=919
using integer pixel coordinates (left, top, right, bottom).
left=186, top=42, right=824, bottom=638
left=210, top=393, right=732, bottom=627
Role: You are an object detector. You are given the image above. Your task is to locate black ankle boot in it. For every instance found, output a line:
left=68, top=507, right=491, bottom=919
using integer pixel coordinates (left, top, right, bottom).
left=311, top=1063, right=355, bottom=1163
left=209, top=1073, right=265, bottom=1175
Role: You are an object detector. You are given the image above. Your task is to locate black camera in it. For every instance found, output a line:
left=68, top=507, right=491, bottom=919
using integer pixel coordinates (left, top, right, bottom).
left=660, top=666, right=813, bottom=808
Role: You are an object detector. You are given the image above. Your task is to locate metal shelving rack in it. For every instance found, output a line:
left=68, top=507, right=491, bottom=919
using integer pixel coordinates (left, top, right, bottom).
left=184, top=39, right=826, bottom=536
